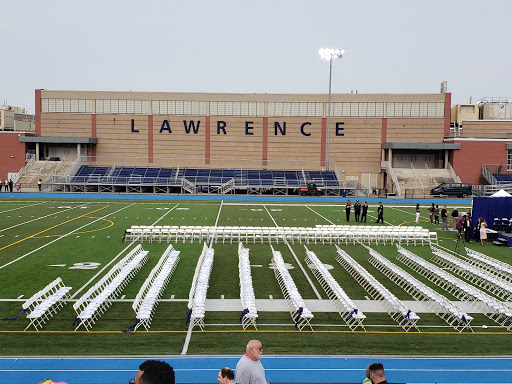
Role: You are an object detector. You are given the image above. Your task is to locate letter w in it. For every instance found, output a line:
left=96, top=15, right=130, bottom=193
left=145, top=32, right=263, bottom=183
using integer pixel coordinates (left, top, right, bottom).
left=183, top=120, right=200, bottom=134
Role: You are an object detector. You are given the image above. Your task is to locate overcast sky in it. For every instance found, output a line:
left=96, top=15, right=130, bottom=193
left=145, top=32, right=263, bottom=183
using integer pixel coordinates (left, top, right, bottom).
left=1, top=0, right=511, bottom=114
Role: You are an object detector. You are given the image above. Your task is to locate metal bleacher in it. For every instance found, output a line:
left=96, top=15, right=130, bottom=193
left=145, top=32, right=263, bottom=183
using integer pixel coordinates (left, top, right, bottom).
left=56, top=165, right=344, bottom=195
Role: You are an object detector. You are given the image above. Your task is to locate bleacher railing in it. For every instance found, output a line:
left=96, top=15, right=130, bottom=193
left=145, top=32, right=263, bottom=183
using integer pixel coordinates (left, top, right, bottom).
left=447, top=162, right=461, bottom=183
left=381, top=161, right=401, bottom=197
left=11, top=153, right=36, bottom=183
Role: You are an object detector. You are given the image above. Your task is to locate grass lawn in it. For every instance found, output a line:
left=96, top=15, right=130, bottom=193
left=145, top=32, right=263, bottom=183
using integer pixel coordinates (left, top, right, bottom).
left=1, top=197, right=511, bottom=356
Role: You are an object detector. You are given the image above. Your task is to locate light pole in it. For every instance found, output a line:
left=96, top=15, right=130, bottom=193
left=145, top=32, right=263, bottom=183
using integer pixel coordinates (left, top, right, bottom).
left=319, top=48, right=344, bottom=171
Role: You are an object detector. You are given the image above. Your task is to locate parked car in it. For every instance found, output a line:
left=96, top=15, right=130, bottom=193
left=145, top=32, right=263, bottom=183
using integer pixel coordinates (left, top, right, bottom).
left=430, top=183, right=472, bottom=198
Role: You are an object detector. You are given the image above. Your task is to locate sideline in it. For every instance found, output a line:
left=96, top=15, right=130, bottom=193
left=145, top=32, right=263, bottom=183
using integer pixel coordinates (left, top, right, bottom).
left=0, top=191, right=473, bottom=204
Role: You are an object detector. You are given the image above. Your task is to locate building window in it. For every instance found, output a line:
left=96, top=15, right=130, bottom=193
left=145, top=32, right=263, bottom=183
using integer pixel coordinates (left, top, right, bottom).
left=460, top=105, right=475, bottom=113
left=96, top=99, right=150, bottom=114
left=330, top=102, right=384, bottom=117
left=508, top=150, right=512, bottom=170
left=386, top=102, right=444, bottom=118
left=210, top=101, right=264, bottom=116
left=41, top=99, right=93, bottom=113
left=267, top=102, right=322, bottom=117
left=152, top=100, right=207, bottom=115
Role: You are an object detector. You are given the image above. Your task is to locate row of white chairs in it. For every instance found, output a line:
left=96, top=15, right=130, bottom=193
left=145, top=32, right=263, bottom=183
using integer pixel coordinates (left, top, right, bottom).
left=271, top=245, right=314, bottom=331
left=132, top=244, right=180, bottom=331
left=396, top=245, right=512, bottom=331
left=238, top=243, right=258, bottom=330
left=187, top=243, right=214, bottom=330
left=366, top=246, right=474, bottom=332
left=73, top=245, right=148, bottom=331
left=21, top=277, right=72, bottom=331
left=335, top=245, right=420, bottom=332
left=125, top=225, right=437, bottom=246
left=430, top=246, right=512, bottom=301
left=304, top=246, right=366, bottom=331
left=464, top=247, right=512, bottom=283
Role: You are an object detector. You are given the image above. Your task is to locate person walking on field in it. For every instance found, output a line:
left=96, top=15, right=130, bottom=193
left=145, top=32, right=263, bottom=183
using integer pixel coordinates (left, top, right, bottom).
left=360, top=202, right=368, bottom=223
left=434, top=204, right=440, bottom=224
left=415, top=204, right=421, bottom=224
left=441, top=205, right=448, bottom=230
left=345, top=200, right=352, bottom=222
left=375, top=202, right=384, bottom=223
left=429, top=203, right=435, bottom=224
left=479, top=218, right=488, bottom=246
left=354, top=200, right=361, bottom=222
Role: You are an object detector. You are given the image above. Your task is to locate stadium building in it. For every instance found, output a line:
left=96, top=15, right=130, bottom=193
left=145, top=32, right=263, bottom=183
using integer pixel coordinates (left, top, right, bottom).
left=2, top=88, right=512, bottom=196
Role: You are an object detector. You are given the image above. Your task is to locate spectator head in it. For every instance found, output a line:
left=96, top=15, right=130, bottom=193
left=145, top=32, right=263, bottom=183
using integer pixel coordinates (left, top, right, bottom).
left=367, top=362, right=385, bottom=384
left=245, top=339, right=264, bottom=361
left=133, top=360, right=175, bottom=384
left=217, top=367, right=234, bottom=384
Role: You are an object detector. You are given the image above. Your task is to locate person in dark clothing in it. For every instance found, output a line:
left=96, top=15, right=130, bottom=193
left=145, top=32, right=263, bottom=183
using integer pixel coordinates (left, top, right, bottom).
left=429, top=203, right=435, bottom=224
left=354, top=200, right=361, bottom=222
left=375, top=202, right=384, bottom=223
left=463, top=215, right=472, bottom=242
left=441, top=205, right=448, bottom=230
left=345, top=200, right=351, bottom=222
left=434, top=204, right=440, bottom=224
left=451, top=208, right=459, bottom=228
left=360, top=202, right=368, bottom=223
left=8, top=179, right=13, bottom=192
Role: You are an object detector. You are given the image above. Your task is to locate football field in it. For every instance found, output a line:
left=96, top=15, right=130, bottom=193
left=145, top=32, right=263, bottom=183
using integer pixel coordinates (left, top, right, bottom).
left=0, top=196, right=511, bottom=357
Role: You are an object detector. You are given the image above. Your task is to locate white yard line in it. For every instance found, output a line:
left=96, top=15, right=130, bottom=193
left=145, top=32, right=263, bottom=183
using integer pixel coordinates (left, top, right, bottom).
left=263, top=205, right=279, bottom=227
left=264, top=206, right=322, bottom=299
left=151, top=204, right=179, bottom=225
left=0, top=203, right=91, bottom=233
left=181, top=322, right=194, bottom=355
left=0, top=203, right=135, bottom=271
left=305, top=206, right=335, bottom=224
left=284, top=241, right=322, bottom=299
left=214, top=201, right=223, bottom=227
left=0, top=202, right=45, bottom=214
left=72, top=203, right=180, bottom=299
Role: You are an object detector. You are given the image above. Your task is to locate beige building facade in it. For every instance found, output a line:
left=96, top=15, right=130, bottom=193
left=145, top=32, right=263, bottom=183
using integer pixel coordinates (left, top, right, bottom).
left=32, top=89, right=451, bottom=188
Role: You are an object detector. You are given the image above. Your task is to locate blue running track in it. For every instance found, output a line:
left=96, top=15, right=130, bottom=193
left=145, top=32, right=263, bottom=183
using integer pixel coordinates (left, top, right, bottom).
left=1, top=355, right=511, bottom=383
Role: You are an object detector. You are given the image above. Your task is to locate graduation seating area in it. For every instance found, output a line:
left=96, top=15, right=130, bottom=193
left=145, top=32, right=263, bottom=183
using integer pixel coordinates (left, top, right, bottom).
left=187, top=243, right=214, bottom=330
left=238, top=243, right=258, bottom=330
left=21, top=277, right=72, bottom=331
left=335, top=245, right=420, bottom=332
left=125, top=224, right=437, bottom=246
left=366, top=246, right=474, bottom=332
left=304, top=246, right=366, bottom=331
left=430, top=246, right=512, bottom=301
left=132, top=244, right=180, bottom=331
left=271, top=245, right=314, bottom=330
left=73, top=245, right=148, bottom=331
left=396, top=245, right=512, bottom=331
left=464, top=247, right=512, bottom=282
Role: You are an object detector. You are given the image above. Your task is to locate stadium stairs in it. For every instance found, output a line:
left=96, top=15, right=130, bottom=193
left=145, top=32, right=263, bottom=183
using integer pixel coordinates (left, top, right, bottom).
left=394, top=168, right=454, bottom=198
left=18, top=160, right=75, bottom=190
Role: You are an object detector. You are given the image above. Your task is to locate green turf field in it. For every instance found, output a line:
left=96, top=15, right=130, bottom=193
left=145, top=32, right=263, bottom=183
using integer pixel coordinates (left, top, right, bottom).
left=0, top=198, right=511, bottom=355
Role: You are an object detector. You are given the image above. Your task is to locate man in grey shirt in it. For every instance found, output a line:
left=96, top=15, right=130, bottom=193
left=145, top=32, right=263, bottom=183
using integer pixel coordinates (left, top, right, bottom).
left=235, top=340, right=269, bottom=384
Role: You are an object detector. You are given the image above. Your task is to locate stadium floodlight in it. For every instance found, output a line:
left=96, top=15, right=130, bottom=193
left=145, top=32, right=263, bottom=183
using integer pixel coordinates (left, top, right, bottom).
left=319, top=48, right=344, bottom=171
